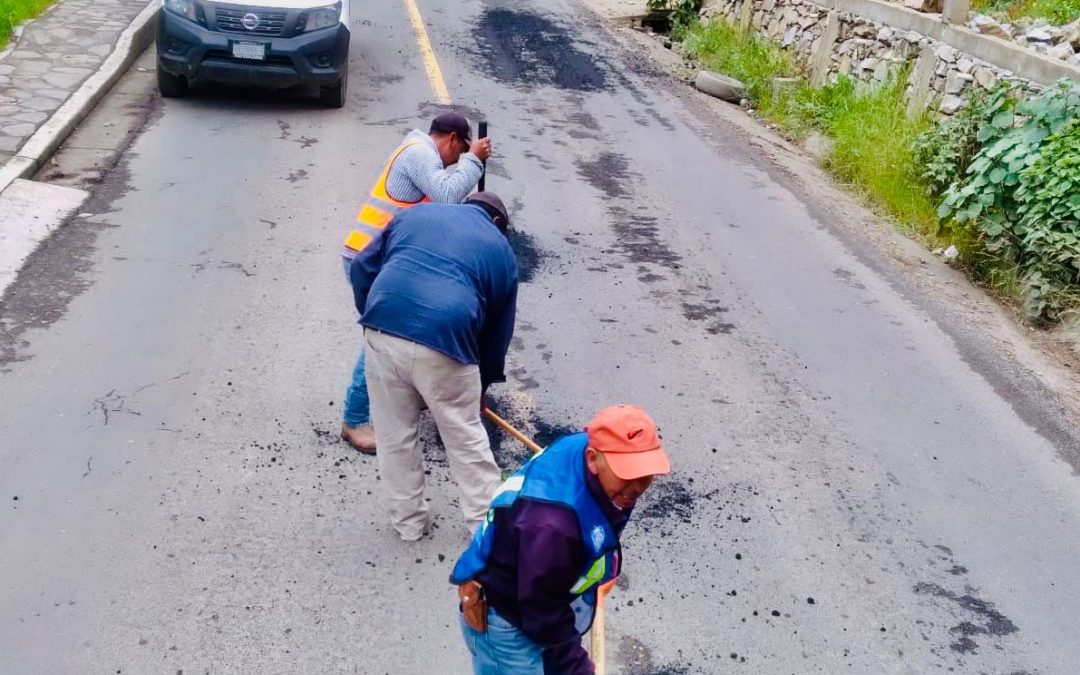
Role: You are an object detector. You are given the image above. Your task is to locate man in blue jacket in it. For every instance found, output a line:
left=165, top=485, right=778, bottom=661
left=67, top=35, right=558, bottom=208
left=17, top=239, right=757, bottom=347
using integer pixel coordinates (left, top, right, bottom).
left=349, top=193, right=517, bottom=541
left=452, top=405, right=671, bottom=674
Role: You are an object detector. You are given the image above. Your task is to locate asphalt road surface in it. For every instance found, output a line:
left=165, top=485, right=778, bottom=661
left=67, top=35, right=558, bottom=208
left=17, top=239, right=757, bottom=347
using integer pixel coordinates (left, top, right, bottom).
left=3, top=0, right=1080, bottom=673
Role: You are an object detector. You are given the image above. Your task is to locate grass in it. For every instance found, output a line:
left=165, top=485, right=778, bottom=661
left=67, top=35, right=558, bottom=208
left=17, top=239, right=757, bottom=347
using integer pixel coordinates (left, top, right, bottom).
left=679, top=20, right=801, bottom=106
left=815, top=77, right=939, bottom=232
left=972, top=0, right=1080, bottom=24
left=680, top=20, right=939, bottom=233
left=0, top=0, right=52, bottom=48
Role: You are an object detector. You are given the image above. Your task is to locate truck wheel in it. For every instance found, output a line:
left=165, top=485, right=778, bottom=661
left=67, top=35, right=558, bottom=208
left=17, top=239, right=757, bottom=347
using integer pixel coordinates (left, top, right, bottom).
left=157, top=64, right=188, bottom=98
left=319, top=63, right=348, bottom=109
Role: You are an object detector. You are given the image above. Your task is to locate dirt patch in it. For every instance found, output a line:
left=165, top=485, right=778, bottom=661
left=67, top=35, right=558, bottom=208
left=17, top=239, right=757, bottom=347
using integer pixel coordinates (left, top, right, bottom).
left=470, top=8, right=610, bottom=92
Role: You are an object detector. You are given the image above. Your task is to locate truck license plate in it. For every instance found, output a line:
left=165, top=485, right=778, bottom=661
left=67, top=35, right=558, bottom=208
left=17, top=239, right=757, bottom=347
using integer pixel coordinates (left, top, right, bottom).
left=232, top=42, right=266, bottom=60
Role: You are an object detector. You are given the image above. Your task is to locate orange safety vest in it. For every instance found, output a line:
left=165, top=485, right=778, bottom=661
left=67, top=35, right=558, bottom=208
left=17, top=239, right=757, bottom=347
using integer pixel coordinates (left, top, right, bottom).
left=342, top=141, right=432, bottom=263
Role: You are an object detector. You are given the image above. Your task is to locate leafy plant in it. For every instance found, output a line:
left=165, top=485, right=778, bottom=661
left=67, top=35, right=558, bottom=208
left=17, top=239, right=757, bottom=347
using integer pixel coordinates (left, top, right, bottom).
left=914, top=87, right=990, bottom=198
left=1014, top=119, right=1080, bottom=319
left=939, top=81, right=1079, bottom=256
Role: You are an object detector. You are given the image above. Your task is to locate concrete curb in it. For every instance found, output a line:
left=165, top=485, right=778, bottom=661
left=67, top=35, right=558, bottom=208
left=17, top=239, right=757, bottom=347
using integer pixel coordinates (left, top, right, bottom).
left=0, top=1, right=159, bottom=196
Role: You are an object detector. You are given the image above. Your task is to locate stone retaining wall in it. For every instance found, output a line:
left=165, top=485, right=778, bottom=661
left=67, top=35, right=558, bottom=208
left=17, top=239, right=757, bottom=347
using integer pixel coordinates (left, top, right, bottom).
left=706, top=0, right=1080, bottom=115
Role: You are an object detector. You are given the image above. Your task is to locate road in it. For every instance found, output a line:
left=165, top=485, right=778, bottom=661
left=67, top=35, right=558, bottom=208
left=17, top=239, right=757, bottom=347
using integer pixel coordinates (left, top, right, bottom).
left=2, top=0, right=1080, bottom=673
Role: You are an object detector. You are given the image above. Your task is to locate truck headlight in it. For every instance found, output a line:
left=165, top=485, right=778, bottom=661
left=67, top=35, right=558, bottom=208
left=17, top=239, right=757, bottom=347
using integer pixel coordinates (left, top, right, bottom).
left=163, top=0, right=197, bottom=22
left=304, top=4, right=341, bottom=32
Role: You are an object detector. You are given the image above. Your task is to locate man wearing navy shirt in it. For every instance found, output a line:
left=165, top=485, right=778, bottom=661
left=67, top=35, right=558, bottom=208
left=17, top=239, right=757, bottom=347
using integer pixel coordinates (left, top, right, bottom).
left=349, top=193, right=517, bottom=541
left=452, top=405, right=672, bottom=674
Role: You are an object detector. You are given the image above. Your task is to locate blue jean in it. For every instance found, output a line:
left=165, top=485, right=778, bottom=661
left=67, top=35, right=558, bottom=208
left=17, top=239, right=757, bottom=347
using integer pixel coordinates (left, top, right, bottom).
left=343, top=346, right=370, bottom=427
left=460, top=609, right=544, bottom=675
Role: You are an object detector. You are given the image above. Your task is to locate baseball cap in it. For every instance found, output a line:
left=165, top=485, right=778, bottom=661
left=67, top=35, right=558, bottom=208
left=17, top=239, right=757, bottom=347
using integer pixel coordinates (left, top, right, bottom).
left=586, top=405, right=671, bottom=480
left=430, top=112, right=472, bottom=144
left=465, top=192, right=510, bottom=228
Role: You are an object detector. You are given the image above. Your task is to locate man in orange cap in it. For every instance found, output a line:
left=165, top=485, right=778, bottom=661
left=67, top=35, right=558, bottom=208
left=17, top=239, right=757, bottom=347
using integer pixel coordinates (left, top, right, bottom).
left=450, top=405, right=670, bottom=674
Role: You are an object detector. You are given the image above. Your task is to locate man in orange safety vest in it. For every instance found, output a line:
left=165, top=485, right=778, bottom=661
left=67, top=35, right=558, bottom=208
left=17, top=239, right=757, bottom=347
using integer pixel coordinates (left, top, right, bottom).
left=341, top=113, right=492, bottom=453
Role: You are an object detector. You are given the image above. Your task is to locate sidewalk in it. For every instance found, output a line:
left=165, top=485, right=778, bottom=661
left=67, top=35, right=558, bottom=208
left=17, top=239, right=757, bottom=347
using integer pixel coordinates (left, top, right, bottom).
left=0, top=0, right=156, bottom=299
left=0, top=0, right=153, bottom=162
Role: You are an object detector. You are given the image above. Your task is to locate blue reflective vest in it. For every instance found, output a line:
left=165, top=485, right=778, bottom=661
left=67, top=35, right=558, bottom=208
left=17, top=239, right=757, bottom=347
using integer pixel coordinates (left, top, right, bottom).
left=450, top=433, right=621, bottom=635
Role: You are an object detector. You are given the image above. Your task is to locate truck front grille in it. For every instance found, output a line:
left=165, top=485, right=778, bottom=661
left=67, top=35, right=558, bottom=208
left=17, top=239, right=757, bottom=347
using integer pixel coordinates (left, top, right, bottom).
left=216, top=8, right=288, bottom=36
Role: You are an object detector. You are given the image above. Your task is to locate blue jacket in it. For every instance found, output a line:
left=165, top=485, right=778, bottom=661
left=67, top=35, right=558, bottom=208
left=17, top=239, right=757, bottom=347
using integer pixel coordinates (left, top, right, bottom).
left=349, top=203, right=518, bottom=388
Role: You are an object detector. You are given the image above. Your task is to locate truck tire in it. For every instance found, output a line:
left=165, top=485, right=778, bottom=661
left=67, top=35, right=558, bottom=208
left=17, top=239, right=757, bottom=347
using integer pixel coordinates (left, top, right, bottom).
left=158, top=64, right=188, bottom=98
left=319, top=63, right=348, bottom=109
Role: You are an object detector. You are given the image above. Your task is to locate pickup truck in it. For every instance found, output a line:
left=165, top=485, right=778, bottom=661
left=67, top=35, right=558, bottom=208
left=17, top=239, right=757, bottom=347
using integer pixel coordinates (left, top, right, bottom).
left=156, top=0, right=351, bottom=107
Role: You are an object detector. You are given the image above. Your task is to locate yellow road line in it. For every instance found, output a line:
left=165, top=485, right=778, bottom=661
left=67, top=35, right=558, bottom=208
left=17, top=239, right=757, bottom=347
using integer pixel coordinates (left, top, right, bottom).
left=402, top=0, right=452, bottom=105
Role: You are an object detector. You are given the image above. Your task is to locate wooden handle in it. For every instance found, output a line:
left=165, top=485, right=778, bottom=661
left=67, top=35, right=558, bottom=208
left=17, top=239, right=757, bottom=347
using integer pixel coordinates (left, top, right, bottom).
left=482, top=407, right=542, bottom=455
left=591, top=580, right=616, bottom=675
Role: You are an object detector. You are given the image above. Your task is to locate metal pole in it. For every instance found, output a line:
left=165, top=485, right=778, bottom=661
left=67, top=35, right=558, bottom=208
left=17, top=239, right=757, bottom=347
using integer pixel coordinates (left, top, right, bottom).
left=477, top=120, right=488, bottom=192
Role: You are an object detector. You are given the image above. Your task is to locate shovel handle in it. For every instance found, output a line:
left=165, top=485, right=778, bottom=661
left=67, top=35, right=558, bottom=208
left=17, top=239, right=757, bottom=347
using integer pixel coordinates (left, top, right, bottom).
left=478, top=121, right=488, bottom=192
left=590, top=580, right=617, bottom=675
left=482, top=407, right=542, bottom=455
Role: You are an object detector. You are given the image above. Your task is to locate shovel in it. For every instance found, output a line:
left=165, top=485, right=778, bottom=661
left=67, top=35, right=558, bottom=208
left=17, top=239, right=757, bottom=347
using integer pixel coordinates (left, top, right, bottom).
left=482, top=407, right=542, bottom=454
left=590, top=580, right=617, bottom=675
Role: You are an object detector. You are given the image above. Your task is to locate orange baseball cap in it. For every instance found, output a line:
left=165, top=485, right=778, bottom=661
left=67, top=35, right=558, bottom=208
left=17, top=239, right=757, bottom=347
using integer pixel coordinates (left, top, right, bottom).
left=586, top=405, right=671, bottom=480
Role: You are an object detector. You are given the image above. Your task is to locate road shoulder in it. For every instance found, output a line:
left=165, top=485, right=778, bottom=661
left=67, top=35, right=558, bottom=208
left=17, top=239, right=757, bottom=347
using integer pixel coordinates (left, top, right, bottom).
left=582, top=2, right=1080, bottom=463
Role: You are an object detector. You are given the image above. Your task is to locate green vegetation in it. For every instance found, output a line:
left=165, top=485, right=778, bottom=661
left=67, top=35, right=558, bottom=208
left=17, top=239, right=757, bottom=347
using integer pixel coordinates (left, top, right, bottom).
left=647, top=0, right=707, bottom=32
left=680, top=20, right=801, bottom=107
left=680, top=17, right=1080, bottom=322
left=681, top=20, right=938, bottom=230
left=0, top=0, right=52, bottom=48
left=935, top=82, right=1080, bottom=319
left=972, top=0, right=1080, bottom=24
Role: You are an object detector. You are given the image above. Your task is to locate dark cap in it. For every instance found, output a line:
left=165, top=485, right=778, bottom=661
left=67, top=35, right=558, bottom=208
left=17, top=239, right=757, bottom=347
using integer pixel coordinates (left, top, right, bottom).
left=465, top=192, right=510, bottom=229
left=430, top=112, right=472, bottom=144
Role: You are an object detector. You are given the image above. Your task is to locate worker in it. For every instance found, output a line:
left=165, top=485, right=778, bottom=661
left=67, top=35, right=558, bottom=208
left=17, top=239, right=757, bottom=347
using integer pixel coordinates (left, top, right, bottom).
left=349, top=193, right=517, bottom=541
left=341, top=112, right=493, bottom=454
left=451, top=405, right=671, bottom=675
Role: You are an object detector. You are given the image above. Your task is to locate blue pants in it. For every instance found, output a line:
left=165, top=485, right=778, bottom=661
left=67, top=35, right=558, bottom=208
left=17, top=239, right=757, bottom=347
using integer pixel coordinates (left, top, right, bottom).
left=343, top=346, right=370, bottom=427
left=460, top=609, right=544, bottom=675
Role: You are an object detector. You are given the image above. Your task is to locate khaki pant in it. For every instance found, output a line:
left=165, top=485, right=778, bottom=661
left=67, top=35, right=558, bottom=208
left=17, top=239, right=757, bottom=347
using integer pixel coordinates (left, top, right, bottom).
left=364, top=329, right=502, bottom=540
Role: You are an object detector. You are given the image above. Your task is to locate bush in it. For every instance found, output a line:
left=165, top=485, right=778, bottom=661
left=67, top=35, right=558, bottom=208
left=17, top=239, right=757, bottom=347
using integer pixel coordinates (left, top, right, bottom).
left=914, top=87, right=988, bottom=198
left=938, top=80, right=1080, bottom=320
left=1014, top=119, right=1080, bottom=318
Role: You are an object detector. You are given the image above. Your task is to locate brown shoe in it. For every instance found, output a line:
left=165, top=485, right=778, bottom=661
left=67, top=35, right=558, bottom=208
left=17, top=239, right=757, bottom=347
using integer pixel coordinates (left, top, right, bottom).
left=341, top=423, right=376, bottom=455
